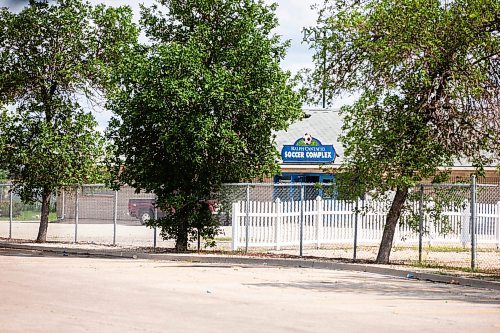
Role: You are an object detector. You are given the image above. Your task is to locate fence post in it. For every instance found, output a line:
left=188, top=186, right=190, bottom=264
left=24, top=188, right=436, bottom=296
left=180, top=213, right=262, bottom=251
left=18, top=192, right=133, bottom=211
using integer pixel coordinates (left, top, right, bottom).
left=418, top=185, right=424, bottom=263
left=353, top=198, right=359, bottom=260
left=245, top=184, right=250, bottom=254
left=461, top=202, right=470, bottom=247
left=496, top=201, right=500, bottom=249
left=470, top=175, right=477, bottom=271
left=9, top=188, right=13, bottom=239
left=360, top=196, right=365, bottom=246
left=154, top=200, right=158, bottom=250
left=74, top=186, right=79, bottom=243
left=61, top=188, right=66, bottom=220
left=231, top=201, right=239, bottom=251
left=316, top=196, right=322, bottom=249
left=113, top=190, right=118, bottom=246
left=274, top=198, right=281, bottom=250
left=299, top=184, right=304, bottom=257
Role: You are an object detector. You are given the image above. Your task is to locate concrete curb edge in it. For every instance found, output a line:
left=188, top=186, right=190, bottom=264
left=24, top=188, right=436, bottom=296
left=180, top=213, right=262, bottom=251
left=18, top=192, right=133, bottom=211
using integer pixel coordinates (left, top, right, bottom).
left=1, top=241, right=499, bottom=291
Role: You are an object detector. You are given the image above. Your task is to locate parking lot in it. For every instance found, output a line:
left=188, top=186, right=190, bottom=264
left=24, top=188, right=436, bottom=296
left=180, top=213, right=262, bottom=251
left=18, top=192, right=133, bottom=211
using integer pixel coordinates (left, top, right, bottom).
left=0, top=248, right=499, bottom=332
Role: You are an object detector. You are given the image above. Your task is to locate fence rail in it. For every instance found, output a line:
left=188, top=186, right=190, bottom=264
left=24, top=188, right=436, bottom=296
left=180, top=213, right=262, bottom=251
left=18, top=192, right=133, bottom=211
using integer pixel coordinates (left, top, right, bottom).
left=231, top=197, right=500, bottom=250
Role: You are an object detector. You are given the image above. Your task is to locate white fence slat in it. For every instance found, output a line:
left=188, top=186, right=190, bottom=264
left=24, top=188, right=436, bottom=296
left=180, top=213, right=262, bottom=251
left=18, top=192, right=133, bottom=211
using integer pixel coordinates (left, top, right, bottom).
left=496, top=202, right=500, bottom=248
left=316, top=197, right=322, bottom=249
left=232, top=198, right=500, bottom=249
left=231, top=201, right=238, bottom=251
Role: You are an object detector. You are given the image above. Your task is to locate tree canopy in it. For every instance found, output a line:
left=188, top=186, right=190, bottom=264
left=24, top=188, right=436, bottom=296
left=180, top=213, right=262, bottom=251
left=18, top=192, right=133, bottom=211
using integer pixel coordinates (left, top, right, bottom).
left=306, top=0, right=500, bottom=262
left=107, top=0, right=302, bottom=251
left=0, top=0, right=138, bottom=242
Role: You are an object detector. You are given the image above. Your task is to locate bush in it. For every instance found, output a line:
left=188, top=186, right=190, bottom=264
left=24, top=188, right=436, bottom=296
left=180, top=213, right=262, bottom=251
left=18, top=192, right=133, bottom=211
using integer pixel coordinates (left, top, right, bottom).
left=0, top=201, right=23, bottom=217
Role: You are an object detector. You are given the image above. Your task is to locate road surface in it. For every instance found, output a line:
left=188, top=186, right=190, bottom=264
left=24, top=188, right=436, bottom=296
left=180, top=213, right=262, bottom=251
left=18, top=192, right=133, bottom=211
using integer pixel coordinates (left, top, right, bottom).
left=0, top=248, right=499, bottom=332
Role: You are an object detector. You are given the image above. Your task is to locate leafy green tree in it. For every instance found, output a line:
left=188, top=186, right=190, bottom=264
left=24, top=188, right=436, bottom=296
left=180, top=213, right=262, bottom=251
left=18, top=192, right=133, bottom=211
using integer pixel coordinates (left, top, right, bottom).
left=306, top=0, right=499, bottom=263
left=0, top=106, right=7, bottom=202
left=0, top=109, right=5, bottom=184
left=0, top=170, right=7, bottom=182
left=0, top=0, right=138, bottom=242
left=107, top=0, right=302, bottom=251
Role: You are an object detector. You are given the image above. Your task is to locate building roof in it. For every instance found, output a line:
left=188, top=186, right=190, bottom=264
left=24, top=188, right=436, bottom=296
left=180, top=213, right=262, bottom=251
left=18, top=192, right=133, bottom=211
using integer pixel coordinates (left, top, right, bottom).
left=274, top=108, right=498, bottom=170
left=274, top=109, right=344, bottom=165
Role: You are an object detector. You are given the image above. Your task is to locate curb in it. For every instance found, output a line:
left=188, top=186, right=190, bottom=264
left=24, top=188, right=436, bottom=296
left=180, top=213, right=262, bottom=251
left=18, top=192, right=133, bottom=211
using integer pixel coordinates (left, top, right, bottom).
left=1, top=242, right=499, bottom=291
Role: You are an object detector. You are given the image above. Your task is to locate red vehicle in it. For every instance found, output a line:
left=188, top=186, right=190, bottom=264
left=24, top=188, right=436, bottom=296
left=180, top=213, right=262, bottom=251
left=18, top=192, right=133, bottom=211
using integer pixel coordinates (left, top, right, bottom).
left=128, top=198, right=217, bottom=225
left=128, top=199, right=159, bottom=225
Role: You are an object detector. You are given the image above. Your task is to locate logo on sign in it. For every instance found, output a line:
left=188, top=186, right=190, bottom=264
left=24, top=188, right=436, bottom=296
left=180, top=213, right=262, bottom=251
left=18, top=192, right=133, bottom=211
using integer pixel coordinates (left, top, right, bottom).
left=281, top=133, right=336, bottom=163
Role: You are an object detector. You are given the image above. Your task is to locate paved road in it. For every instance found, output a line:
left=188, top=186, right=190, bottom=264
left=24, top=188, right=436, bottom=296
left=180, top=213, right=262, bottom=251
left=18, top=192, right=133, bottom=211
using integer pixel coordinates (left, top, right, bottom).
left=0, top=249, right=499, bottom=333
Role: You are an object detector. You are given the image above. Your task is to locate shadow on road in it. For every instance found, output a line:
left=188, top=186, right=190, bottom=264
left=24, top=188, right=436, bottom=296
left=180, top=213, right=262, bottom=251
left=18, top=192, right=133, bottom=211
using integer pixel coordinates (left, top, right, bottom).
left=243, top=276, right=500, bottom=305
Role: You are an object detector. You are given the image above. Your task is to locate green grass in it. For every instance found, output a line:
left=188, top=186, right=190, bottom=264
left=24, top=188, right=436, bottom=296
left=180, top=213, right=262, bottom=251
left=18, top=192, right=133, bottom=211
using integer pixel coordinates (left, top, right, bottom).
left=393, top=245, right=500, bottom=253
left=409, top=261, right=500, bottom=277
left=410, top=261, right=475, bottom=272
left=0, top=211, right=58, bottom=222
left=214, top=236, right=232, bottom=242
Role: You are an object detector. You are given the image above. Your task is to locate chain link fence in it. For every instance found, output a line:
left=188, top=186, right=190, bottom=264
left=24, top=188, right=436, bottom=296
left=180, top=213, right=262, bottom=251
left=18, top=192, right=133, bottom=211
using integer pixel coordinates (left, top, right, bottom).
left=0, top=184, right=172, bottom=248
left=219, top=179, right=500, bottom=274
left=0, top=184, right=58, bottom=240
left=1, top=178, right=499, bottom=274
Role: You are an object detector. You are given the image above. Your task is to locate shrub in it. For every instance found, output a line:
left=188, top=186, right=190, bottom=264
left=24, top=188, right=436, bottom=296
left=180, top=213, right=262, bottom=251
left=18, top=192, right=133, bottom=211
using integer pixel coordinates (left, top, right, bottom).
left=0, top=201, right=23, bottom=217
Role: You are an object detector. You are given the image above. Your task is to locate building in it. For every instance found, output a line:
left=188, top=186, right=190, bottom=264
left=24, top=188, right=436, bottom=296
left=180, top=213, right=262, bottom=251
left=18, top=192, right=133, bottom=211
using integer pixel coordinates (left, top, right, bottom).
left=273, top=109, right=499, bottom=184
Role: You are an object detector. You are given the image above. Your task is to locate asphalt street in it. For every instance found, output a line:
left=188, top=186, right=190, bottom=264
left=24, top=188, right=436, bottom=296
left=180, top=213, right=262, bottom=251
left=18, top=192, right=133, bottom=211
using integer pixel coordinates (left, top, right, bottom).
left=0, top=248, right=499, bottom=333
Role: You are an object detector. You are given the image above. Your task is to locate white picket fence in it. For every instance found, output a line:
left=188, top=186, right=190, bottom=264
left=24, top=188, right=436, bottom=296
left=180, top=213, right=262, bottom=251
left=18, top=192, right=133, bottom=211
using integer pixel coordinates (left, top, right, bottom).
left=231, top=197, right=500, bottom=250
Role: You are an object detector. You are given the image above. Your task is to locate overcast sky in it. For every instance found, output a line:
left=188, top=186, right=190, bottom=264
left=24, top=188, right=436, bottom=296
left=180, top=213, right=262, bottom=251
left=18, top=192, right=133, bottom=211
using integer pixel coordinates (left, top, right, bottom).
left=3, top=0, right=318, bottom=73
left=2, top=1, right=349, bottom=131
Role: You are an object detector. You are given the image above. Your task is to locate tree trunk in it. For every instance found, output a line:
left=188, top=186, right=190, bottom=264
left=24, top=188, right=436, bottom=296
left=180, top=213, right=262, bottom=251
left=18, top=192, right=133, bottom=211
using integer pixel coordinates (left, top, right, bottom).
left=175, top=236, right=188, bottom=252
left=36, top=187, right=52, bottom=243
left=175, top=220, right=189, bottom=252
left=376, top=187, right=409, bottom=264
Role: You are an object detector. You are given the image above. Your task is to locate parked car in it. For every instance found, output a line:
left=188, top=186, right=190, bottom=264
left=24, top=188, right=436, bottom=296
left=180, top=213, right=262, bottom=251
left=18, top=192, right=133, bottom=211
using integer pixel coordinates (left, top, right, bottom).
left=128, top=198, right=218, bottom=225
left=128, top=199, right=160, bottom=225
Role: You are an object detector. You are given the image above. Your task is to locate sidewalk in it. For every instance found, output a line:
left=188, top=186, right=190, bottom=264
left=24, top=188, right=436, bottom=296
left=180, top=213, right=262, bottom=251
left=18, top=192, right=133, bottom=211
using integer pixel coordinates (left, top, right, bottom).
left=1, top=238, right=499, bottom=291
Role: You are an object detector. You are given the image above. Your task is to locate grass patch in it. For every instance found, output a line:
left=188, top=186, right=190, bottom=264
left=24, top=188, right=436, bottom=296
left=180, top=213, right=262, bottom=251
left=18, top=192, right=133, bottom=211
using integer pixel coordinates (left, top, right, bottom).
left=410, top=261, right=475, bottom=272
left=214, top=236, right=232, bottom=242
left=409, top=261, right=500, bottom=277
left=393, top=245, right=500, bottom=253
left=0, top=211, right=57, bottom=222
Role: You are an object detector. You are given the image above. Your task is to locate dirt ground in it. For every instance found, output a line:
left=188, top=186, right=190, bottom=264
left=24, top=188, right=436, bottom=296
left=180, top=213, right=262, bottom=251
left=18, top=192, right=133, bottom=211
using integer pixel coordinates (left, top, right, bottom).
left=0, top=248, right=499, bottom=333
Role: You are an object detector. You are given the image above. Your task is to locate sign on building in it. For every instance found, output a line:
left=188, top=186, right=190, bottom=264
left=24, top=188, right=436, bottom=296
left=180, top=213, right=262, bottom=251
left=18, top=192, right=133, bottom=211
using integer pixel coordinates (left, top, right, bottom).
left=281, top=133, right=336, bottom=163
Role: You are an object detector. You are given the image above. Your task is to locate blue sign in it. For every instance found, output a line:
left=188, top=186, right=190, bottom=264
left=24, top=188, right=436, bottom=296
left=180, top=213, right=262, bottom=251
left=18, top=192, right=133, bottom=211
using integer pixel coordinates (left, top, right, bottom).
left=281, top=135, right=336, bottom=163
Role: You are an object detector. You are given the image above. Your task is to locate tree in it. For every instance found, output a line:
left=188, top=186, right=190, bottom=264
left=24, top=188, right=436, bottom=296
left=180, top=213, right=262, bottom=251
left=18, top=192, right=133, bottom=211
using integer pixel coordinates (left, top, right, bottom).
left=306, top=0, right=500, bottom=263
left=107, top=0, right=302, bottom=251
left=0, top=107, right=5, bottom=183
left=0, top=0, right=138, bottom=242
left=0, top=170, right=6, bottom=182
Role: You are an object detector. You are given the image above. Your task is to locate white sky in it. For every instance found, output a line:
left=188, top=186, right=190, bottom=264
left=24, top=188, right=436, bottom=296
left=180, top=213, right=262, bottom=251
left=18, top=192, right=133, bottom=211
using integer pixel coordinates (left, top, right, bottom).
left=87, top=0, right=320, bottom=73
left=4, top=1, right=356, bottom=131
left=86, top=0, right=322, bottom=130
